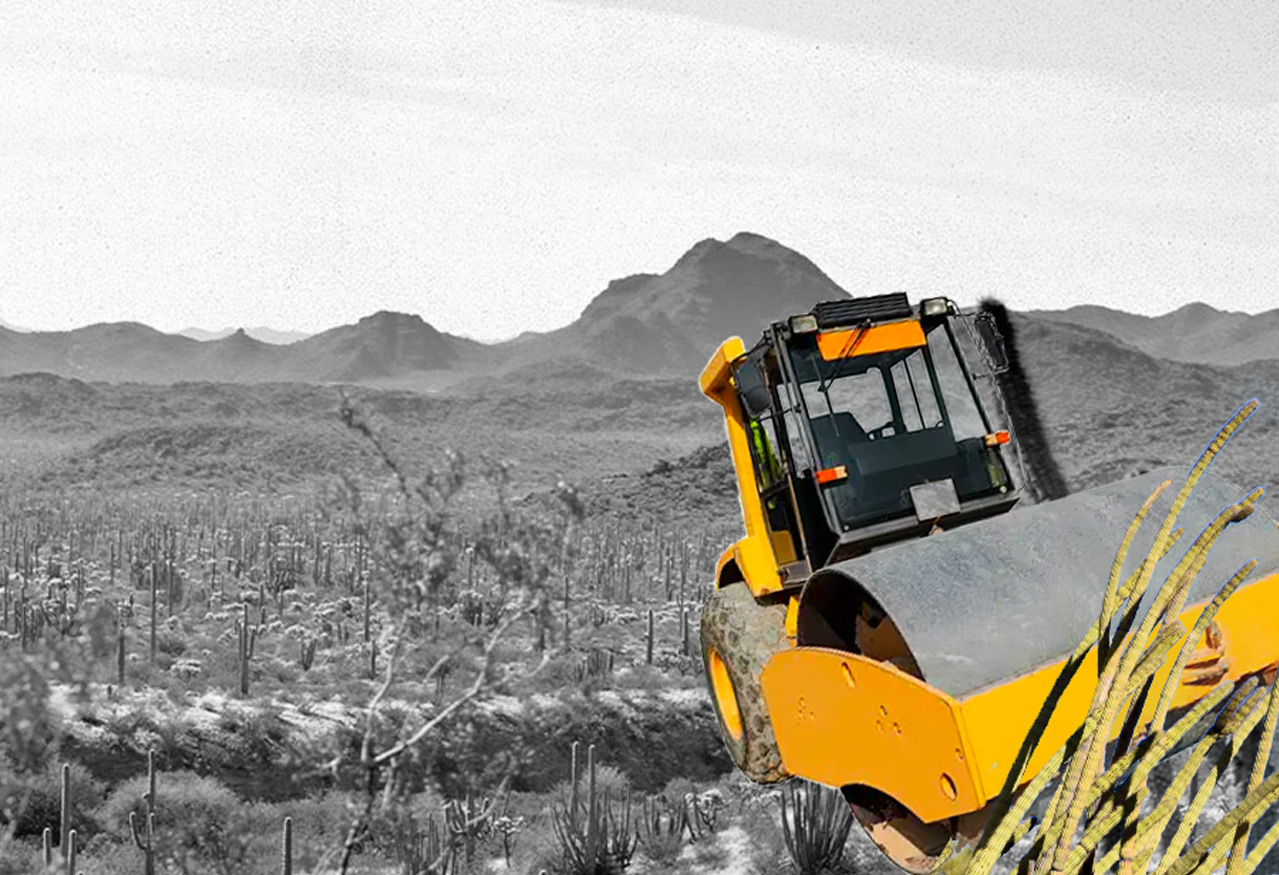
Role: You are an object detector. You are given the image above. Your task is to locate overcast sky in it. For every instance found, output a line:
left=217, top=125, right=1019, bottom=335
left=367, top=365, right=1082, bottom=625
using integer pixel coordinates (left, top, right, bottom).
left=2, top=1, right=1276, bottom=341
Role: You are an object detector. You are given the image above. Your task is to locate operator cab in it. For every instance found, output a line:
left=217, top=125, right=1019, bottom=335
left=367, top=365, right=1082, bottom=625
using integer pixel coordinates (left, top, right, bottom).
left=731, top=293, right=1021, bottom=576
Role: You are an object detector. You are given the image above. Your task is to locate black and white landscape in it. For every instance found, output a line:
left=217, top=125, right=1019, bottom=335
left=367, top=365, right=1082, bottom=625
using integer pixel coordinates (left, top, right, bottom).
left=3, top=1, right=1278, bottom=873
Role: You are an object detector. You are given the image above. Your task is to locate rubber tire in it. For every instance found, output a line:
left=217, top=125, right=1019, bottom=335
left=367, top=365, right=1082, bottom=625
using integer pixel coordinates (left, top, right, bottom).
left=700, top=582, right=791, bottom=784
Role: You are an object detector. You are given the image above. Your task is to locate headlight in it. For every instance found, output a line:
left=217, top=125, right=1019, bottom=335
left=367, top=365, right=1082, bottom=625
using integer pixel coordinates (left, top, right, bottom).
left=921, top=298, right=950, bottom=318
left=790, top=314, right=819, bottom=334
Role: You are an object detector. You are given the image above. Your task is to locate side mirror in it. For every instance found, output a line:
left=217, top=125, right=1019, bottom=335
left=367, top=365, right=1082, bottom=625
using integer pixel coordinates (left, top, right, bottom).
left=742, top=385, right=771, bottom=418
left=971, top=311, right=1010, bottom=375
left=732, top=359, right=772, bottom=419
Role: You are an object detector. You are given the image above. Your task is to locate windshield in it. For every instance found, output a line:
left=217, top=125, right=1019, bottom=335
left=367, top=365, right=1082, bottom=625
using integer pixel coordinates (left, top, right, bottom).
left=787, top=321, right=1010, bottom=531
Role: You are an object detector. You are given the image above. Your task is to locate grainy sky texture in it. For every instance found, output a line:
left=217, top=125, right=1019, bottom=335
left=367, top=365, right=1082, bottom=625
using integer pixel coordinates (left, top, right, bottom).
left=2, top=1, right=1276, bottom=340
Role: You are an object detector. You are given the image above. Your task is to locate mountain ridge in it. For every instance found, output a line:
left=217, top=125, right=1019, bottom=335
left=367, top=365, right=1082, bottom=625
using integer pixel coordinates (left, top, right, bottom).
left=177, top=325, right=313, bottom=345
left=2, top=235, right=1276, bottom=385
left=1028, top=302, right=1279, bottom=367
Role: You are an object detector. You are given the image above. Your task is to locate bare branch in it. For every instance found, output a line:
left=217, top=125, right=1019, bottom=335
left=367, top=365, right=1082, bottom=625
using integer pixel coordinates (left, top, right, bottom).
left=373, top=605, right=531, bottom=767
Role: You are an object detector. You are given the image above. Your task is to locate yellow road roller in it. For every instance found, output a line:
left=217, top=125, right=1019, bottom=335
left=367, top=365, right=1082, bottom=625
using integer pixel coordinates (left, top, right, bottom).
left=697, top=293, right=1279, bottom=872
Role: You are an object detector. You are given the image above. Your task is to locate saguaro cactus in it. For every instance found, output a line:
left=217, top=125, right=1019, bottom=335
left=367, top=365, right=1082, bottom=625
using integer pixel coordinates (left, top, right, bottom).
left=129, top=808, right=156, bottom=875
left=645, top=608, right=654, bottom=665
left=299, top=636, right=317, bottom=672
left=64, top=828, right=77, bottom=875
left=59, top=763, right=70, bottom=860
left=128, top=748, right=159, bottom=875
left=116, top=611, right=127, bottom=686
left=281, top=816, right=293, bottom=875
left=238, top=601, right=251, bottom=696
left=149, top=564, right=158, bottom=665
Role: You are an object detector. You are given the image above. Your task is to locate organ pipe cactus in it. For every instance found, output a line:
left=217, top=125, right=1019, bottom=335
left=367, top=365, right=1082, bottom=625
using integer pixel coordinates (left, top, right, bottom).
left=550, top=742, right=637, bottom=874
left=948, top=400, right=1279, bottom=875
left=779, top=781, right=855, bottom=875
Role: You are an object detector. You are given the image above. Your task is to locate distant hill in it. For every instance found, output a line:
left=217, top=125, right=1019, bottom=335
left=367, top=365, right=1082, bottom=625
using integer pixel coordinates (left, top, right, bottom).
left=3, top=307, right=1277, bottom=507
left=177, top=326, right=313, bottom=345
left=0, top=312, right=486, bottom=385
left=1030, top=303, right=1279, bottom=367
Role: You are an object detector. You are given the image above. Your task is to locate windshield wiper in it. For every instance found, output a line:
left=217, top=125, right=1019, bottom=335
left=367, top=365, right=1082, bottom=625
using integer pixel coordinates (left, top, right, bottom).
left=815, top=317, right=872, bottom=396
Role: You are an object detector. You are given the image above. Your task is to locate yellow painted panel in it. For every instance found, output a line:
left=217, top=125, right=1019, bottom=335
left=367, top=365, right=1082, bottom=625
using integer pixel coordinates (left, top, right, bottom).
left=761, top=573, right=1279, bottom=823
left=715, top=545, right=738, bottom=583
left=817, top=320, right=926, bottom=361
left=959, top=571, right=1279, bottom=804
left=700, top=338, right=783, bottom=597
left=734, top=536, right=783, bottom=595
left=785, top=596, right=800, bottom=643
left=699, top=338, right=744, bottom=403
left=762, top=648, right=985, bottom=823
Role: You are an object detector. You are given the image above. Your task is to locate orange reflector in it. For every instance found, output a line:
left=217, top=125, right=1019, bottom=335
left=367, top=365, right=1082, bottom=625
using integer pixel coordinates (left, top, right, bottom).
left=984, top=431, right=1011, bottom=447
left=816, top=465, right=848, bottom=485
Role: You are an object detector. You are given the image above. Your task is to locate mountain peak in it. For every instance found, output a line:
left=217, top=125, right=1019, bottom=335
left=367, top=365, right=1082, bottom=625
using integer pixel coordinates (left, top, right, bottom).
left=1166, top=300, right=1212, bottom=314
left=359, top=310, right=427, bottom=325
left=565, top=232, right=849, bottom=374
left=672, top=237, right=728, bottom=269
left=667, top=232, right=838, bottom=289
left=725, top=231, right=787, bottom=252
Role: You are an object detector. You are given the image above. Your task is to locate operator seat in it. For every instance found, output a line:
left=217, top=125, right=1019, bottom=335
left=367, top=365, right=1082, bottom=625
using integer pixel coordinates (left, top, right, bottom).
left=809, top=412, right=867, bottom=467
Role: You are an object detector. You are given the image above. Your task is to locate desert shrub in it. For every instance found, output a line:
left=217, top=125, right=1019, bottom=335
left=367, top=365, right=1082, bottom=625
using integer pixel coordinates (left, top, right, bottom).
left=75, top=838, right=144, bottom=875
left=279, top=789, right=355, bottom=849
left=216, top=704, right=292, bottom=767
left=0, top=653, right=59, bottom=775
left=97, top=769, right=258, bottom=873
left=510, top=809, right=565, bottom=875
left=0, top=759, right=107, bottom=840
left=741, top=797, right=790, bottom=875
left=590, top=764, right=631, bottom=801
left=156, top=627, right=188, bottom=657
left=264, top=655, right=301, bottom=686
left=0, top=841, right=46, bottom=875
left=614, top=663, right=677, bottom=693
left=546, top=763, right=632, bottom=817
left=661, top=775, right=698, bottom=805
left=689, top=835, right=732, bottom=871
left=522, top=652, right=592, bottom=696
left=636, top=793, right=688, bottom=867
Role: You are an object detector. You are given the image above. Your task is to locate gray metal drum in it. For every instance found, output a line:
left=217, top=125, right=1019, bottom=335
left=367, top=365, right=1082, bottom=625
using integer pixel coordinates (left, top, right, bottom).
left=800, top=467, right=1279, bottom=699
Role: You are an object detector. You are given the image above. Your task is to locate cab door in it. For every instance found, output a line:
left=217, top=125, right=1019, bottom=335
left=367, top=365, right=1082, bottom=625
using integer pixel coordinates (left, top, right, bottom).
left=733, top=353, right=807, bottom=577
